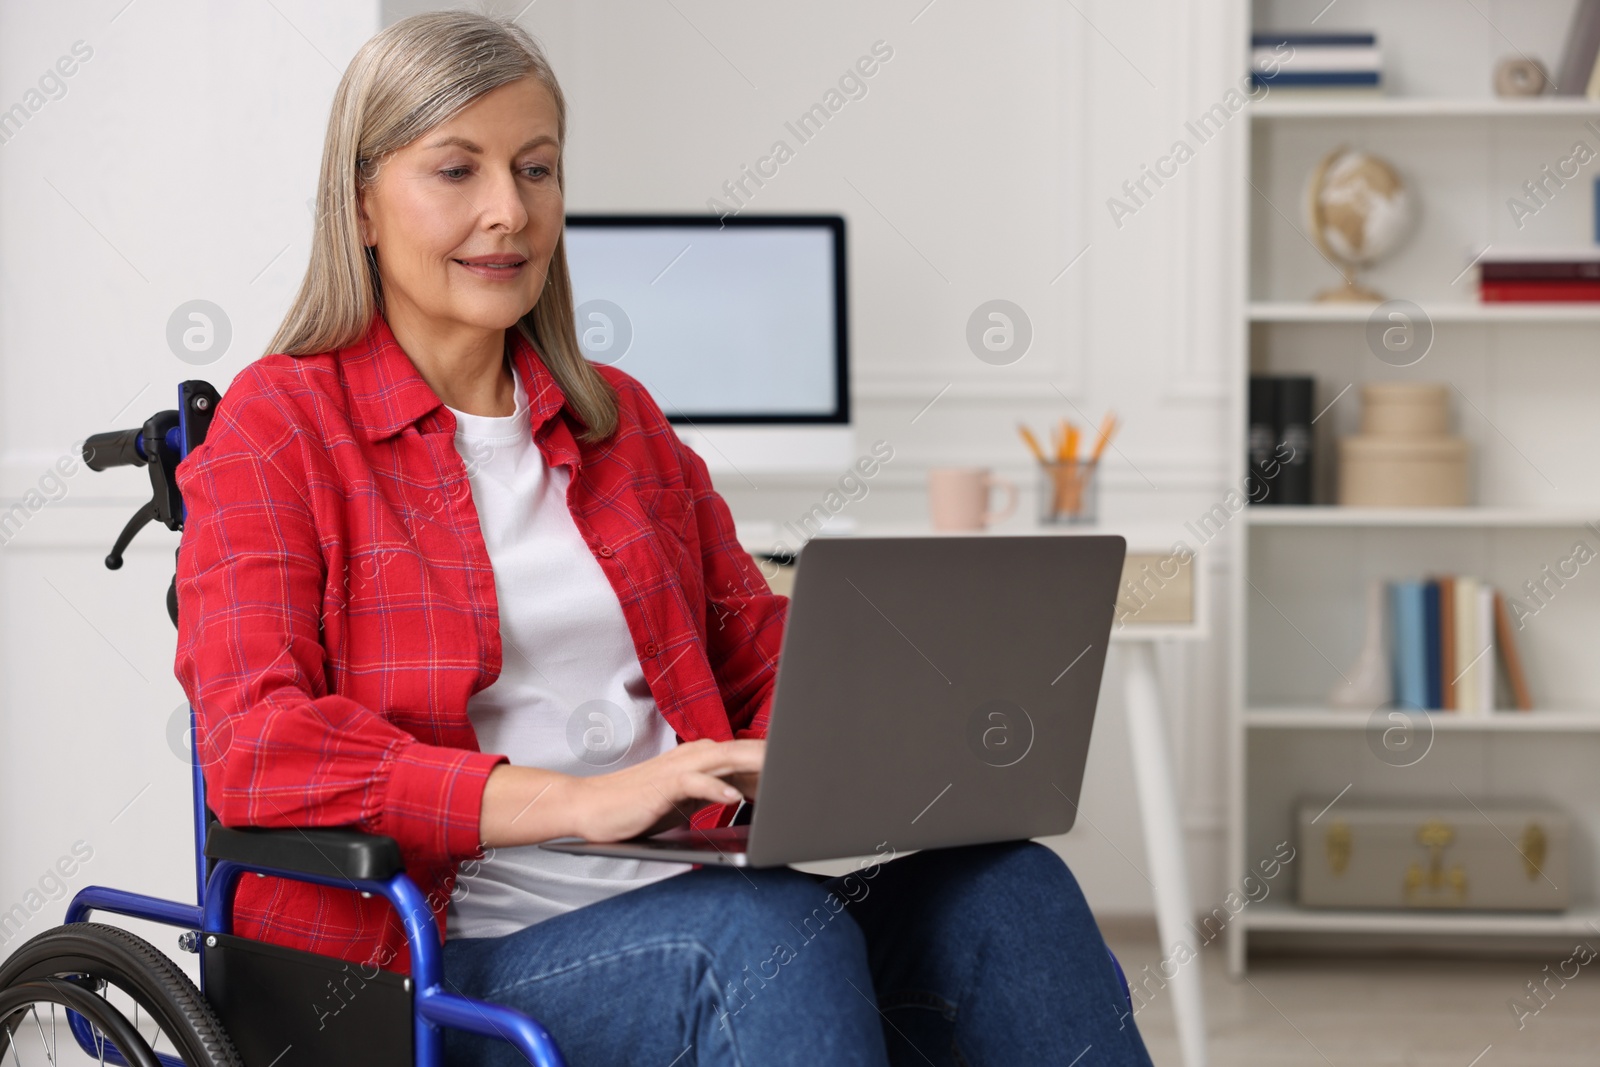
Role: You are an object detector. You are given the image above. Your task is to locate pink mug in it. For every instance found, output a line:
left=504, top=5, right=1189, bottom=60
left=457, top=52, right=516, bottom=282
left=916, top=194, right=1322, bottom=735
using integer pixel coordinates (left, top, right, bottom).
left=928, top=467, right=1018, bottom=531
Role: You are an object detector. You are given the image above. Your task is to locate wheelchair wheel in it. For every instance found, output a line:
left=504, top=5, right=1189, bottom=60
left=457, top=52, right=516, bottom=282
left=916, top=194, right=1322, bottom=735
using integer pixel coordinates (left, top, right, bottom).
left=0, top=922, right=241, bottom=1066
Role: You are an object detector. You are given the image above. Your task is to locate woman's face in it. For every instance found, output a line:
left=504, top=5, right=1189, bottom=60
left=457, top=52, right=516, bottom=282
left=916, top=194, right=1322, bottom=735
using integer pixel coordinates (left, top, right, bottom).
left=357, top=75, right=563, bottom=335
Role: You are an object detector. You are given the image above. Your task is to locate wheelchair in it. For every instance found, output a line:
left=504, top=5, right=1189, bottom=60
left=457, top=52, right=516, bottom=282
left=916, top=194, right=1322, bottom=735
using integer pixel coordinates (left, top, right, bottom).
left=0, top=380, right=565, bottom=1066
left=0, top=380, right=1133, bottom=1067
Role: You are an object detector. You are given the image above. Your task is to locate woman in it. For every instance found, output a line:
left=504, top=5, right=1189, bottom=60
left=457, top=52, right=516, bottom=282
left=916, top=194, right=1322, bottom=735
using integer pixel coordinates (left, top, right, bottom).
left=174, top=11, right=1154, bottom=1066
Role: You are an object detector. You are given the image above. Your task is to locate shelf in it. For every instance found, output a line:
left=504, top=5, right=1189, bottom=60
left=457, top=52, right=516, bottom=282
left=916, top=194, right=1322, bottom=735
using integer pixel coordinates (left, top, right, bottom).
left=1251, top=98, right=1600, bottom=119
left=1246, top=506, right=1600, bottom=528
left=1232, top=3, right=1600, bottom=975
left=1246, top=708, right=1600, bottom=732
left=1250, top=302, right=1600, bottom=323
left=1240, top=901, right=1600, bottom=937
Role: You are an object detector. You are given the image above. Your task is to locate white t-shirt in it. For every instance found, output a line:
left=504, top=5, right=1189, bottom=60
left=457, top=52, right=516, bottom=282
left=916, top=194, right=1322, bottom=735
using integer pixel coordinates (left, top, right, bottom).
left=443, top=369, right=687, bottom=941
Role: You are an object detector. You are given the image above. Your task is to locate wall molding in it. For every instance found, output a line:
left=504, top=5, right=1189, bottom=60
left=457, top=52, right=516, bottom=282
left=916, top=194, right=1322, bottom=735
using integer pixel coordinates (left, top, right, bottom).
left=853, top=374, right=1083, bottom=400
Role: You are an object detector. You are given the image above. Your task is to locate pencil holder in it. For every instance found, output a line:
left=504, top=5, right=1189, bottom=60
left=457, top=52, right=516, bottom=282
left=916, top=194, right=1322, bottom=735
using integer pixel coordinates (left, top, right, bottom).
left=1038, top=460, right=1098, bottom=525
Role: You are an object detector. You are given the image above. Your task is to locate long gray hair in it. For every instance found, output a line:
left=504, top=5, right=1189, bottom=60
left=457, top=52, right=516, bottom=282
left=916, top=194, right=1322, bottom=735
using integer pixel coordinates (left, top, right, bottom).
left=264, top=10, right=617, bottom=442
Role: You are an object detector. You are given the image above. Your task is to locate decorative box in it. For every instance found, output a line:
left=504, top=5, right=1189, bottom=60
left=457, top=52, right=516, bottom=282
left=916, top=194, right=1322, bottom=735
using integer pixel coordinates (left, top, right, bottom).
left=1296, top=800, right=1569, bottom=911
left=1339, top=436, right=1469, bottom=506
left=1338, top=382, right=1470, bottom=506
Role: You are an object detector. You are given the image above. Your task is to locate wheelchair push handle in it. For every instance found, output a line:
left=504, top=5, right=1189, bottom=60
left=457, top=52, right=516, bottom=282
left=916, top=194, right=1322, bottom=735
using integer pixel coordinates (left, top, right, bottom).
left=85, top=380, right=221, bottom=622
left=83, top=425, right=176, bottom=471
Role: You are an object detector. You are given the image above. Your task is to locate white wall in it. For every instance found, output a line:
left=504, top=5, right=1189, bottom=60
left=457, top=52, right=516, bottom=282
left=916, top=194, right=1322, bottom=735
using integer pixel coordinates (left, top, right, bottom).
left=0, top=0, right=382, bottom=962
left=0, top=0, right=1245, bottom=963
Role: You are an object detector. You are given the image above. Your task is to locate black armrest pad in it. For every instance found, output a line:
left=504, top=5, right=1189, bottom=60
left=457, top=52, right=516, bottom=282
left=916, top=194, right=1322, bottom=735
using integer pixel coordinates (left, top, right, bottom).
left=205, top=824, right=404, bottom=882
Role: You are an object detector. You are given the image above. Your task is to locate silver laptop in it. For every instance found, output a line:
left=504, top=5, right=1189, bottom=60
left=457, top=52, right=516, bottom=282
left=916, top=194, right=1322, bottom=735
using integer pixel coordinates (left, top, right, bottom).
left=539, top=533, right=1126, bottom=868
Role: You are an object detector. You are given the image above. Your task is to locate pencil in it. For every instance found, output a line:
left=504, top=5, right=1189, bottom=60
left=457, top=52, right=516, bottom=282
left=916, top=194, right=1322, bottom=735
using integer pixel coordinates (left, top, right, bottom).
left=1018, top=423, right=1048, bottom=463
left=1089, top=413, right=1117, bottom=463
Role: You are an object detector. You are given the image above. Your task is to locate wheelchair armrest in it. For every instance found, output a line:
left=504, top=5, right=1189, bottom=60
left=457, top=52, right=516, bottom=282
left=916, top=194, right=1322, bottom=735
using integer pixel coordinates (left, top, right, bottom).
left=205, top=824, right=404, bottom=882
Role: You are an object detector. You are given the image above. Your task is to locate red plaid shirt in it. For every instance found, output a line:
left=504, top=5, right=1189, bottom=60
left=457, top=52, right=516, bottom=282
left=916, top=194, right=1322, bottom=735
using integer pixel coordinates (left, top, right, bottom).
left=174, top=312, right=786, bottom=974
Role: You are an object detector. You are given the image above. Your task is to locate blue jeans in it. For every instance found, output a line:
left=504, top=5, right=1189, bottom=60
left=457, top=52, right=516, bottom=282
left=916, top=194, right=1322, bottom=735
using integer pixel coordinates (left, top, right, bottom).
left=441, top=839, right=1155, bottom=1066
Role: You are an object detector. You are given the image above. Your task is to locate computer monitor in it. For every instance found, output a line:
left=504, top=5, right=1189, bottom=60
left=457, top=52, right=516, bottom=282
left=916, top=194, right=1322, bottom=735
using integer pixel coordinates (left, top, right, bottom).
left=563, top=214, right=854, bottom=474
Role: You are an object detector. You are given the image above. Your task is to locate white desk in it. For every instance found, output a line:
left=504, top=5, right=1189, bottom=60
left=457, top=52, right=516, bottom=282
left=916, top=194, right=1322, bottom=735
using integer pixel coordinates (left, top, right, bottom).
left=742, top=520, right=1209, bottom=1067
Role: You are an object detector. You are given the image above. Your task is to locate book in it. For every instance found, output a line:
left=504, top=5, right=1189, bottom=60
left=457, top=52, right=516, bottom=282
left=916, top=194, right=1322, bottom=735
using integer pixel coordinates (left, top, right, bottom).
left=1557, top=0, right=1600, bottom=95
left=1481, top=280, right=1600, bottom=302
left=1481, top=261, right=1600, bottom=281
left=1255, top=86, right=1385, bottom=100
left=1438, top=576, right=1456, bottom=710
left=1248, top=376, right=1280, bottom=504
left=1454, top=576, right=1479, bottom=715
left=1423, top=580, right=1442, bottom=709
left=1251, top=33, right=1377, bottom=48
left=1478, top=247, right=1600, bottom=263
left=1387, top=580, right=1400, bottom=705
left=1251, top=71, right=1382, bottom=89
left=1394, top=581, right=1428, bottom=711
left=1492, top=589, right=1534, bottom=711
left=1254, top=46, right=1381, bottom=72
left=1477, top=585, right=1497, bottom=714
left=1275, top=376, right=1314, bottom=505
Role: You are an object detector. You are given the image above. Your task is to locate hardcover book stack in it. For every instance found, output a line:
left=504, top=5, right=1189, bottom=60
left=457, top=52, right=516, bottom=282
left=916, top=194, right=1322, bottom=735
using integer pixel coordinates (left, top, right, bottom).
left=1247, top=375, right=1314, bottom=505
left=1479, top=249, right=1600, bottom=302
left=1387, top=577, right=1533, bottom=715
left=1250, top=32, right=1382, bottom=97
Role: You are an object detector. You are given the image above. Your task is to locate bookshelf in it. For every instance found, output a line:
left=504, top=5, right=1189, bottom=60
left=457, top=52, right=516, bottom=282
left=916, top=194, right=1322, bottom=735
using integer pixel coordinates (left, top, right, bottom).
left=1229, top=0, right=1600, bottom=974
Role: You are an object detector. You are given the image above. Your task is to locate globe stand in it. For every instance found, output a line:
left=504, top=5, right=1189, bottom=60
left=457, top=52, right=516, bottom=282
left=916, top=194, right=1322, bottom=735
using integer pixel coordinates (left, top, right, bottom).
left=1305, top=144, right=1410, bottom=305
left=1315, top=269, right=1384, bottom=303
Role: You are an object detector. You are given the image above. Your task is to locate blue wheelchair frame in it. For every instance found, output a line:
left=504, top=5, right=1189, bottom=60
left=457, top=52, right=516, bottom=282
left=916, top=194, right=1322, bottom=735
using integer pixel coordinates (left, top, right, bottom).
left=64, top=800, right=566, bottom=1066
left=60, top=381, right=569, bottom=1067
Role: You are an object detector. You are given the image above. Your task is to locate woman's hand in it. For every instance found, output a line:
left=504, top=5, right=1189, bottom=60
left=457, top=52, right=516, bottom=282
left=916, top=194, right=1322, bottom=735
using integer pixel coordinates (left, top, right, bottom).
left=571, top=737, right=765, bottom=843
left=477, top=738, right=763, bottom=847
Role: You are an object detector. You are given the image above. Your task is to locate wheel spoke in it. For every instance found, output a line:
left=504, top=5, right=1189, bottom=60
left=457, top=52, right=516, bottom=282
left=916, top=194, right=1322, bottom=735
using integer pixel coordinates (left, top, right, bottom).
left=27, top=1005, right=56, bottom=1066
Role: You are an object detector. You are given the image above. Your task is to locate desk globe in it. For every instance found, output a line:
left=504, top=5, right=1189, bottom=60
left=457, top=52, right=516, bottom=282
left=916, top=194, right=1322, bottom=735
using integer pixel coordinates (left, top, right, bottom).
left=1303, top=147, right=1415, bottom=302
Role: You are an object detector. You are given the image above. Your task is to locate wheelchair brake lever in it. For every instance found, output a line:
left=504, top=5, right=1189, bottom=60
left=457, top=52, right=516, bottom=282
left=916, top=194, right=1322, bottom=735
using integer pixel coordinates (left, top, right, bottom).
left=104, top=500, right=156, bottom=571
left=92, top=381, right=221, bottom=572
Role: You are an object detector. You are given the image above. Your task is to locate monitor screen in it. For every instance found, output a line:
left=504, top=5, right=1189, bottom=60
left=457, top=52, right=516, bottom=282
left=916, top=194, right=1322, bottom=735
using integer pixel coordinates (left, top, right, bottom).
left=562, top=215, right=848, bottom=424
